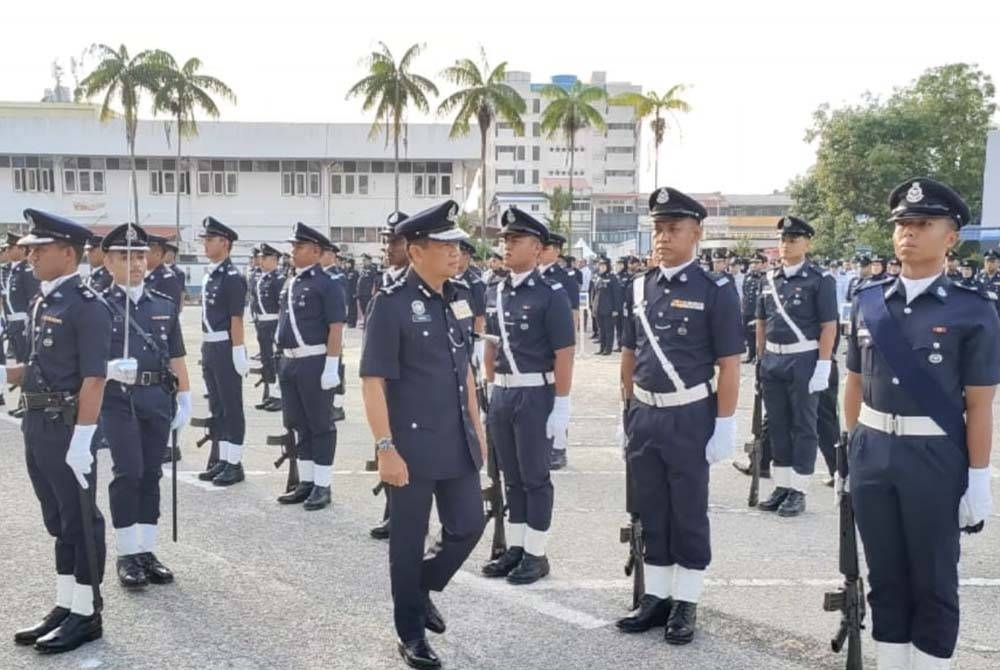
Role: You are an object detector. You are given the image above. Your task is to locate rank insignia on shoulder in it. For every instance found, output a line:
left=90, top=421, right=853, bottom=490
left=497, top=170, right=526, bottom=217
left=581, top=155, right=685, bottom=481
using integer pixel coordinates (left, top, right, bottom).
left=550, top=282, right=563, bottom=290
left=990, top=291, right=998, bottom=301
left=77, top=286, right=95, bottom=299
left=715, top=276, right=730, bottom=286
left=227, top=269, right=238, bottom=275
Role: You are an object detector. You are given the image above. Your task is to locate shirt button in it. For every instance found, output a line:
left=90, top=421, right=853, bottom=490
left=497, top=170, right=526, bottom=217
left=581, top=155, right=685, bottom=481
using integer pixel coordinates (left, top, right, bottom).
left=892, top=377, right=900, bottom=385
left=903, top=307, right=912, bottom=314
left=459, top=385, right=464, bottom=391
left=423, top=331, right=429, bottom=336
left=665, top=289, right=670, bottom=294
left=411, top=422, right=418, bottom=429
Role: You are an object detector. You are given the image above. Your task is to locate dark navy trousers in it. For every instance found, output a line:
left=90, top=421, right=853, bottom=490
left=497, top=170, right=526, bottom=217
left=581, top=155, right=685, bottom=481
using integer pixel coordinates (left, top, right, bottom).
left=256, top=321, right=278, bottom=384
left=23, top=411, right=106, bottom=585
left=488, top=385, right=555, bottom=532
left=626, top=396, right=714, bottom=570
left=760, top=349, right=819, bottom=476
left=849, top=425, right=966, bottom=659
left=816, top=358, right=840, bottom=476
left=388, top=472, right=485, bottom=642
left=278, top=354, right=336, bottom=467
left=201, top=340, right=245, bottom=444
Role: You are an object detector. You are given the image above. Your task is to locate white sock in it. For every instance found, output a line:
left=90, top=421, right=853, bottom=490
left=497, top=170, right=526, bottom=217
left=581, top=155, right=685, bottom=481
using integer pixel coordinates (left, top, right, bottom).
left=771, top=465, right=792, bottom=488
left=333, top=395, right=344, bottom=408
left=270, top=384, right=282, bottom=399
left=644, top=564, right=675, bottom=600
left=911, top=645, right=952, bottom=669
left=56, top=574, right=74, bottom=609
left=71, top=583, right=95, bottom=617
left=115, top=525, right=139, bottom=556
left=138, top=524, right=158, bottom=553
left=790, top=470, right=812, bottom=493
left=523, top=526, right=548, bottom=556
left=507, top=522, right=526, bottom=548
left=227, top=442, right=244, bottom=464
left=298, top=459, right=315, bottom=482
left=877, top=642, right=912, bottom=669
left=313, top=464, right=332, bottom=487
left=673, top=567, right=706, bottom=603
left=218, top=441, right=231, bottom=463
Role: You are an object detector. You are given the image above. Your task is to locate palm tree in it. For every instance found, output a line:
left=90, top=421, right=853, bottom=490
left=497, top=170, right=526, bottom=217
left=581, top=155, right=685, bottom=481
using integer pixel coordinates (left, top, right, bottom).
left=79, top=44, right=173, bottom=221
left=437, top=48, right=526, bottom=245
left=610, top=85, right=691, bottom=188
left=347, top=42, right=438, bottom=211
left=153, top=56, right=235, bottom=241
left=539, top=80, right=607, bottom=240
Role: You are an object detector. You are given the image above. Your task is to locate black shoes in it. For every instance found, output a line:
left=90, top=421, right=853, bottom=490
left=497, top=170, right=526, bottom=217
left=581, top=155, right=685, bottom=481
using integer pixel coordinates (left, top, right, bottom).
left=161, top=446, right=182, bottom=464
left=616, top=595, right=673, bottom=633
left=482, top=546, right=524, bottom=578
left=331, top=406, right=346, bottom=422
left=277, top=482, right=313, bottom=505
left=757, top=486, right=791, bottom=512
left=732, top=461, right=771, bottom=479
left=117, top=555, right=148, bottom=589
left=664, top=601, right=697, bottom=645
left=33, top=613, right=103, bottom=654
left=424, top=595, right=446, bottom=634
left=506, top=552, right=549, bottom=585
left=303, top=485, right=331, bottom=511
left=370, top=518, right=390, bottom=540
left=398, top=638, right=441, bottom=669
left=138, top=552, right=174, bottom=584
left=550, top=449, right=567, bottom=470
left=198, top=461, right=226, bottom=482
left=14, top=607, right=70, bottom=645
left=777, top=490, right=806, bottom=517
left=822, top=476, right=835, bottom=488
left=261, top=398, right=283, bottom=412
left=212, top=463, right=245, bottom=487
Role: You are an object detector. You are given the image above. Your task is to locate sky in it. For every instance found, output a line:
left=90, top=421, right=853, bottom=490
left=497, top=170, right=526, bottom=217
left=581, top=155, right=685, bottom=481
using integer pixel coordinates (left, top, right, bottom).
left=4, top=0, right=1000, bottom=195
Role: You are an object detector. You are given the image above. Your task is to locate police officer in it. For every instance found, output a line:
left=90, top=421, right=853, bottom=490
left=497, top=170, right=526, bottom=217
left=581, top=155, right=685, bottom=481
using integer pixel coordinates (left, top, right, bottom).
left=755, top=216, right=838, bottom=517
left=484, top=252, right=507, bottom=311
left=84, top=237, right=112, bottom=292
left=710, top=249, right=728, bottom=275
left=97, top=224, right=192, bottom=589
left=144, top=235, right=183, bottom=307
left=846, top=178, right=999, bottom=669
left=361, top=200, right=487, bottom=669
left=615, top=187, right=744, bottom=645
left=163, top=240, right=187, bottom=301
left=887, top=257, right=901, bottom=277
left=592, top=257, right=623, bottom=355
left=481, top=207, right=575, bottom=585
left=944, top=250, right=962, bottom=282
left=741, top=253, right=766, bottom=363
left=6, top=209, right=111, bottom=653
left=869, top=256, right=887, bottom=282
left=196, top=217, right=250, bottom=486
left=253, top=243, right=285, bottom=412
left=343, top=258, right=359, bottom=327
left=273, top=223, right=346, bottom=510
left=0, top=238, right=12, bottom=370
left=357, top=254, right=377, bottom=323
left=6, top=233, right=41, bottom=366
left=847, top=256, right=872, bottom=297
left=958, top=259, right=979, bottom=287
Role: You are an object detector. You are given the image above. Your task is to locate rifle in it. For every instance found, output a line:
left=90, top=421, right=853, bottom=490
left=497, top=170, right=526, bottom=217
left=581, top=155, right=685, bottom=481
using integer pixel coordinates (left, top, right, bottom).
left=618, top=401, right=644, bottom=611
left=743, top=373, right=764, bottom=507
left=823, top=431, right=865, bottom=669
left=269, top=431, right=300, bottom=492
left=171, top=428, right=179, bottom=542
left=190, top=416, right=219, bottom=471
left=250, top=364, right=270, bottom=406
left=474, top=354, right=507, bottom=560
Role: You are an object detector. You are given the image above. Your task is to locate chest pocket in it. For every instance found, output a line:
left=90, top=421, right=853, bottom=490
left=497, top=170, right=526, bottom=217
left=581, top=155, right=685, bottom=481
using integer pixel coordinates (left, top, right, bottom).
left=507, top=295, right=546, bottom=340
left=778, top=279, right=815, bottom=315
left=649, top=302, right=702, bottom=348
left=909, top=327, right=958, bottom=368
left=35, top=303, right=74, bottom=355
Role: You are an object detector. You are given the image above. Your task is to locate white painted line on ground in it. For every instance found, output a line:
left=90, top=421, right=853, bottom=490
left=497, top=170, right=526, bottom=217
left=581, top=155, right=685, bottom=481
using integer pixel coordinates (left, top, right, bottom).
left=520, top=577, right=1000, bottom=592
left=453, top=571, right=612, bottom=630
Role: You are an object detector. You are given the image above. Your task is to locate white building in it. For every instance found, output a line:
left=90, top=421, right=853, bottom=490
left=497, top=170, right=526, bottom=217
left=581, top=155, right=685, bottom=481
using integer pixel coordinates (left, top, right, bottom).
left=983, top=129, right=1000, bottom=227
left=0, top=101, right=480, bottom=258
left=487, top=71, right=642, bottom=244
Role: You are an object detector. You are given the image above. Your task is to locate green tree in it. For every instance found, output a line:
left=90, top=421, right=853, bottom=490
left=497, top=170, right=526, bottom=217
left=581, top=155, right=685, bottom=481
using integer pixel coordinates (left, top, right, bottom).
left=539, top=80, right=607, bottom=240
left=153, top=56, right=235, bottom=242
left=347, top=42, right=438, bottom=211
left=78, top=44, right=173, bottom=221
left=731, top=234, right=757, bottom=259
left=544, top=186, right=573, bottom=236
left=793, top=63, right=996, bottom=257
left=609, top=85, right=691, bottom=188
left=438, top=48, right=526, bottom=246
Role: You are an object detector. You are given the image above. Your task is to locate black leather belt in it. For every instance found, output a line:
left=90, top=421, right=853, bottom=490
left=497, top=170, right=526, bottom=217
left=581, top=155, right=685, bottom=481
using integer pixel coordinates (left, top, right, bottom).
left=22, top=392, right=77, bottom=411
left=135, top=371, right=166, bottom=386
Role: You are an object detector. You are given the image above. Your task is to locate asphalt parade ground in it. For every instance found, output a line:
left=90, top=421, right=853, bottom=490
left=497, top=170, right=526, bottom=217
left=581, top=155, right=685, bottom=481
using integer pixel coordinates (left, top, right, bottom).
left=1, top=309, right=998, bottom=670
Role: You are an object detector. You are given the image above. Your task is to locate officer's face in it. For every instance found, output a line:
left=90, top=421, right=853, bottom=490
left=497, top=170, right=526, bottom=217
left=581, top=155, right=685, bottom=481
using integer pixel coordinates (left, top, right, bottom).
left=652, top=217, right=701, bottom=267
left=202, top=234, right=229, bottom=261
left=408, top=240, right=460, bottom=280
left=502, top=233, right=541, bottom=271
left=28, top=243, right=77, bottom=281
left=321, top=250, right=337, bottom=267
left=107, top=249, right=147, bottom=286
left=778, top=234, right=809, bottom=262
left=261, top=255, right=279, bottom=272
left=146, top=245, right=165, bottom=268
left=291, top=241, right=322, bottom=269
left=988, top=259, right=999, bottom=273
left=539, top=244, right=560, bottom=265
left=87, top=248, right=104, bottom=267
left=871, top=262, right=884, bottom=275
left=385, top=237, right=407, bottom=268
left=712, top=259, right=727, bottom=272
left=961, top=267, right=974, bottom=278
left=10, top=246, right=27, bottom=262
left=164, top=250, right=176, bottom=264
left=893, top=217, right=959, bottom=268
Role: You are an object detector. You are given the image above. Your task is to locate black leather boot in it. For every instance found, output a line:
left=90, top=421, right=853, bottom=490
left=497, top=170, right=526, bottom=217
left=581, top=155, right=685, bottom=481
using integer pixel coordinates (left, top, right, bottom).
left=34, top=613, right=103, bottom=654
left=616, top=594, right=673, bottom=633
left=757, top=486, right=790, bottom=512
left=303, top=485, right=331, bottom=511
left=138, top=552, right=174, bottom=584
left=198, top=461, right=226, bottom=482
left=277, top=482, right=313, bottom=505
left=664, top=601, right=698, bottom=645
left=777, top=489, right=806, bottom=517
left=481, top=546, right=524, bottom=578
left=506, top=552, right=550, bottom=585
left=14, top=607, right=70, bottom=645
left=117, top=555, right=148, bottom=589
left=212, top=463, right=245, bottom=487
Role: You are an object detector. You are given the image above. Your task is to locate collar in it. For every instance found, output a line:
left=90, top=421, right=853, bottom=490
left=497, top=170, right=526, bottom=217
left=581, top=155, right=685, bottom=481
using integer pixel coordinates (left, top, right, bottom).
left=885, top=272, right=949, bottom=303
left=658, top=257, right=698, bottom=283
left=508, top=268, right=538, bottom=288
left=209, top=257, right=231, bottom=275
left=539, top=262, right=555, bottom=275
left=779, top=261, right=806, bottom=278
left=115, top=284, right=146, bottom=303
left=295, top=263, right=322, bottom=279
left=406, top=267, right=454, bottom=300
left=387, top=265, right=407, bottom=282
left=40, top=272, right=80, bottom=298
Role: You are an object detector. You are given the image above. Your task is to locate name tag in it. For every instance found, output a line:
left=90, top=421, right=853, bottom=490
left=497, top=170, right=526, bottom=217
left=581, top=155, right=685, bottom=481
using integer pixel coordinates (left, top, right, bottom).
left=450, top=299, right=473, bottom=320
left=670, top=299, right=704, bottom=311
left=151, top=315, right=171, bottom=321
left=42, top=315, right=63, bottom=324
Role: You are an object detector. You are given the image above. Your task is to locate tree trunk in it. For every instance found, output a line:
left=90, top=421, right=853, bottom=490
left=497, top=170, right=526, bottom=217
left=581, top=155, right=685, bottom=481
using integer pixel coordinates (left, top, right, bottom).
left=175, top=112, right=182, bottom=244
left=128, top=119, right=140, bottom=223
left=568, top=130, right=575, bottom=242
left=393, top=116, right=400, bottom=212
left=480, top=124, right=488, bottom=247
left=653, top=110, right=661, bottom=189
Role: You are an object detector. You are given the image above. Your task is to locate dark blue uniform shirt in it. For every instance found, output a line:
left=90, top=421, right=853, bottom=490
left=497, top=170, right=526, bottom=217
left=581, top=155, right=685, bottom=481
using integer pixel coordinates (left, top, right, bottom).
left=24, top=277, right=111, bottom=393
left=458, top=268, right=487, bottom=318
left=276, top=264, right=346, bottom=349
left=201, top=258, right=247, bottom=334
left=169, top=264, right=187, bottom=296
left=592, top=271, right=623, bottom=316
left=756, top=262, right=838, bottom=343
left=144, top=263, right=182, bottom=307
left=87, top=266, right=113, bottom=293
left=541, top=263, right=580, bottom=310
left=622, top=263, right=745, bottom=393
left=847, top=275, right=1000, bottom=417
left=486, top=269, right=575, bottom=375
left=360, top=269, right=481, bottom=479
left=9, top=260, right=40, bottom=313
left=255, top=269, right=285, bottom=315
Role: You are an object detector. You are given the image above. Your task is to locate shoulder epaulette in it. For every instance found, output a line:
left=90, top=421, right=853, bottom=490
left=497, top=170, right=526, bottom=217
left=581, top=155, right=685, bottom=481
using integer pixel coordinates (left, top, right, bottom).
left=450, top=278, right=470, bottom=289
left=77, top=284, right=97, bottom=300
left=857, top=276, right=894, bottom=291
left=954, top=282, right=995, bottom=300
left=148, top=288, right=173, bottom=301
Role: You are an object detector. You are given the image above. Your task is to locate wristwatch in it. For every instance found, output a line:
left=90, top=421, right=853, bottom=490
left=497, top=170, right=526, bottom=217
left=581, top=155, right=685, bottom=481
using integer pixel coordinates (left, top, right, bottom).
left=375, top=437, right=395, bottom=453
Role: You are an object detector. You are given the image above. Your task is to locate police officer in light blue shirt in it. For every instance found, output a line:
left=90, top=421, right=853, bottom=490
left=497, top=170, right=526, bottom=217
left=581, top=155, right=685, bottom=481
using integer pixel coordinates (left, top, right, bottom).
left=846, top=178, right=999, bottom=670
left=360, top=200, right=487, bottom=670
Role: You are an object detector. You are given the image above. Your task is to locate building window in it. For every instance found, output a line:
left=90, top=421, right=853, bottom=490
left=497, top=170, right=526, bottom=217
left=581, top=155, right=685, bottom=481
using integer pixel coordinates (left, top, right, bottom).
left=496, top=145, right=516, bottom=160
left=281, top=160, right=320, bottom=197
left=411, top=162, right=451, bottom=197
left=532, top=98, right=540, bottom=114
left=530, top=204, right=540, bottom=212
left=515, top=170, right=525, bottom=185
left=531, top=169, right=539, bottom=185
left=150, top=170, right=190, bottom=195
left=61, top=157, right=103, bottom=194
left=607, top=123, right=633, bottom=131
left=606, top=146, right=635, bottom=155
left=197, top=159, right=237, bottom=196
left=516, top=146, right=526, bottom=161
left=532, top=122, right=540, bottom=138
left=495, top=169, right=515, bottom=184
left=532, top=146, right=540, bottom=161
left=330, top=161, right=370, bottom=196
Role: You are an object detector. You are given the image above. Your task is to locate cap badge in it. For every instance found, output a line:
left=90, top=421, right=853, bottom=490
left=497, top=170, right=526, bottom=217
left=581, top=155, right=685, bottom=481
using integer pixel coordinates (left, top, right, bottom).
left=505, top=210, right=516, bottom=224
left=388, top=212, right=399, bottom=225
left=447, top=204, right=458, bottom=222
left=656, top=189, right=670, bottom=204
left=906, top=181, right=924, bottom=204
left=125, top=226, right=138, bottom=242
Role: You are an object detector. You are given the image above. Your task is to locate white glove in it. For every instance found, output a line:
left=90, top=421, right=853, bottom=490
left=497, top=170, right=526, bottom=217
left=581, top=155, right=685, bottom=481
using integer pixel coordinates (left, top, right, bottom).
left=321, top=356, right=341, bottom=390
left=66, top=424, right=97, bottom=490
left=808, top=359, right=832, bottom=394
left=705, top=415, right=737, bottom=464
left=546, top=395, right=571, bottom=450
left=231, top=345, right=250, bottom=377
left=171, top=391, right=192, bottom=431
left=959, top=467, right=993, bottom=529
left=474, top=339, right=485, bottom=369
left=106, top=358, right=138, bottom=385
